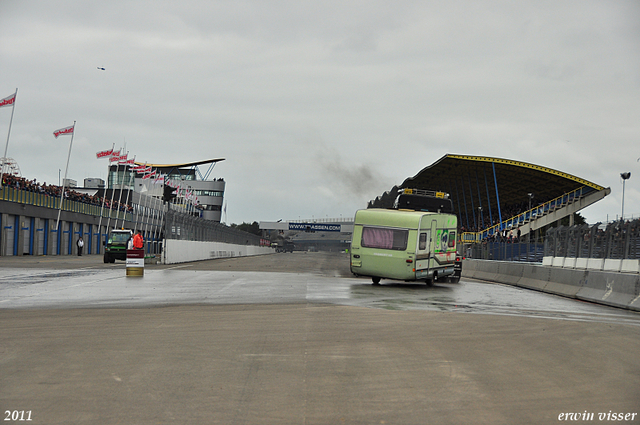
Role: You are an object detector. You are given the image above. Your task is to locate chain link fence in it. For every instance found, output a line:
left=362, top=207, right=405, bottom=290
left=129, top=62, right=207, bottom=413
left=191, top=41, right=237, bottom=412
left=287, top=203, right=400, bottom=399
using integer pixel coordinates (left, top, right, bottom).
left=164, top=207, right=261, bottom=246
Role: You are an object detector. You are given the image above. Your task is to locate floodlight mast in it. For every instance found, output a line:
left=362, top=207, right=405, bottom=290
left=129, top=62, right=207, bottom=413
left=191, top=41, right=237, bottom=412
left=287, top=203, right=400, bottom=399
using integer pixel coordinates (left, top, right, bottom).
left=621, top=172, right=631, bottom=220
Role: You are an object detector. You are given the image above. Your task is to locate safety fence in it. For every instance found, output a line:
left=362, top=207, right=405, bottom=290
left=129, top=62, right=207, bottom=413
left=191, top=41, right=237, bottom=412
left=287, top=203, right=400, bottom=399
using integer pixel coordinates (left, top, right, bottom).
left=544, top=219, right=640, bottom=260
left=464, top=241, right=545, bottom=263
left=463, top=218, right=640, bottom=263
left=0, top=185, right=262, bottom=257
left=164, top=207, right=261, bottom=246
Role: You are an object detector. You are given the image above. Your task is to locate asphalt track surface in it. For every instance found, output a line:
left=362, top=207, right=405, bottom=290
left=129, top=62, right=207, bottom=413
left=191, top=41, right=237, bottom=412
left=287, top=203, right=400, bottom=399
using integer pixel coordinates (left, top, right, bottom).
left=1, top=252, right=639, bottom=424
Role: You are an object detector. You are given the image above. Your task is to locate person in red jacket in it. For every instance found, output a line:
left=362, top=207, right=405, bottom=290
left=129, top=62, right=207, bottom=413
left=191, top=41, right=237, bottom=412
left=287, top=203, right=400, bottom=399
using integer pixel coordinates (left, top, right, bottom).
left=133, top=230, right=144, bottom=250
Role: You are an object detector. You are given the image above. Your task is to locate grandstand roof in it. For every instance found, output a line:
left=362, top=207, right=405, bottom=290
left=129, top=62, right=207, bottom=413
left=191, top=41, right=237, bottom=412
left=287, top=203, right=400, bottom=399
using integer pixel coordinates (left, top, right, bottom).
left=134, top=158, right=225, bottom=168
left=371, top=154, right=607, bottom=220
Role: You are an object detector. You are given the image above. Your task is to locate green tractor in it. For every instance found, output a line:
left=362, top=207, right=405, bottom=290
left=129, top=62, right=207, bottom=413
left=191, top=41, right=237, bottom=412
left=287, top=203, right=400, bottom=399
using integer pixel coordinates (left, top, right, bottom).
left=103, top=229, right=133, bottom=263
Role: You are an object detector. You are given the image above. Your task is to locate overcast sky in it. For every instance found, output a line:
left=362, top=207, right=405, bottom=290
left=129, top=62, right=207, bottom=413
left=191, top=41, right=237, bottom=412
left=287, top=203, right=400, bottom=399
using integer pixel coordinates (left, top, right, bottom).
left=1, top=1, right=639, bottom=225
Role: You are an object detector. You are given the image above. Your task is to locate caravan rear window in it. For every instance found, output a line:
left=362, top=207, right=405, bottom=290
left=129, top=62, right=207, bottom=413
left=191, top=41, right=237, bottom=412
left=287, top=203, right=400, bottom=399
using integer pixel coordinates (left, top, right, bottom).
left=361, top=227, right=408, bottom=250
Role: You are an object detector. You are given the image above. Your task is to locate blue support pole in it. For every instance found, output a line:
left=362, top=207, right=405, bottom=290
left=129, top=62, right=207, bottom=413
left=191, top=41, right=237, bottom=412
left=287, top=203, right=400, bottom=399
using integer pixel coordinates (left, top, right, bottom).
left=484, top=166, right=493, bottom=226
left=476, top=169, right=484, bottom=228
left=459, top=177, right=470, bottom=230
left=453, top=178, right=464, bottom=228
left=43, top=219, right=48, bottom=255
left=468, top=175, right=476, bottom=229
left=492, top=162, right=503, bottom=230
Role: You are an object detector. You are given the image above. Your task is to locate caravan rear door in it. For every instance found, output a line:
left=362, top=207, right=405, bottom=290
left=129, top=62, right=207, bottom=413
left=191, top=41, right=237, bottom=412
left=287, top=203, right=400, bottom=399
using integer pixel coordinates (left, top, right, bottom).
left=414, top=217, right=436, bottom=279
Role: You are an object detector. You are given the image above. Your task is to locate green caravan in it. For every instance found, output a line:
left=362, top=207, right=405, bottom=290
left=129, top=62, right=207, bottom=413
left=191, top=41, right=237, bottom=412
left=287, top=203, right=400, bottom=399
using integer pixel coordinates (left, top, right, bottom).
left=350, top=208, right=458, bottom=285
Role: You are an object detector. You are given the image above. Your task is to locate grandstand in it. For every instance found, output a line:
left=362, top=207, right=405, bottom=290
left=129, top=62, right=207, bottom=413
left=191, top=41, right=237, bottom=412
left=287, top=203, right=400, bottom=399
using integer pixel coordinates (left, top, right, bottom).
left=369, top=154, right=611, bottom=242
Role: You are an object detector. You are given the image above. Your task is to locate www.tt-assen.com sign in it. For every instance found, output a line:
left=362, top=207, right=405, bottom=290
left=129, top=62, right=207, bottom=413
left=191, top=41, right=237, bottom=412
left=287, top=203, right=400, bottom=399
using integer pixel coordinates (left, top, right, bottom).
left=289, top=223, right=342, bottom=232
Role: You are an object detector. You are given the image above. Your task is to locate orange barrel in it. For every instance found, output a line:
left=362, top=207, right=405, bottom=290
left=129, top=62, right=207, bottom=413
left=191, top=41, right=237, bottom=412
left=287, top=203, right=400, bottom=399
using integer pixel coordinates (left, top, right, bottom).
left=126, top=249, right=145, bottom=277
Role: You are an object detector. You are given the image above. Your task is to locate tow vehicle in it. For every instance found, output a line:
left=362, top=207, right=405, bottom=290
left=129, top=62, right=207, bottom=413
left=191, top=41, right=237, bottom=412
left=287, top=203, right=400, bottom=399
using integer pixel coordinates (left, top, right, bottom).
left=104, top=229, right=133, bottom=263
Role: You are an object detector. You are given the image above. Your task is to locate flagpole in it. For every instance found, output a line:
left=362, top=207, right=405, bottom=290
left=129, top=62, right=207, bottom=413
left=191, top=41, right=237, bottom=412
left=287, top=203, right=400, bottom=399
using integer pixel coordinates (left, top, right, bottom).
left=96, top=143, right=114, bottom=252
left=97, top=180, right=107, bottom=252
left=120, top=156, right=135, bottom=229
left=55, top=120, right=75, bottom=232
left=106, top=161, right=117, bottom=232
left=142, top=179, right=151, bottom=239
left=145, top=173, right=160, bottom=238
left=133, top=164, right=147, bottom=232
left=152, top=177, right=163, bottom=251
left=156, top=184, right=167, bottom=252
left=115, top=151, right=128, bottom=228
left=0, top=88, right=17, bottom=189
left=106, top=151, right=120, bottom=232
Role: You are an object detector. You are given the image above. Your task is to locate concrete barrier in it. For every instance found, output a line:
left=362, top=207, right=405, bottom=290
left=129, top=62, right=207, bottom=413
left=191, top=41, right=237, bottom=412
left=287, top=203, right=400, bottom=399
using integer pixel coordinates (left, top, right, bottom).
left=470, top=260, right=501, bottom=282
left=603, top=259, right=622, bottom=273
left=462, top=259, right=640, bottom=311
left=587, top=258, right=604, bottom=271
left=461, top=257, right=478, bottom=279
left=562, top=257, right=576, bottom=269
left=517, top=263, right=550, bottom=292
left=163, top=240, right=274, bottom=264
left=540, top=256, right=640, bottom=274
left=576, top=271, right=640, bottom=311
left=544, top=267, right=586, bottom=298
left=620, top=259, right=640, bottom=274
left=498, top=262, right=525, bottom=285
left=575, top=258, right=589, bottom=269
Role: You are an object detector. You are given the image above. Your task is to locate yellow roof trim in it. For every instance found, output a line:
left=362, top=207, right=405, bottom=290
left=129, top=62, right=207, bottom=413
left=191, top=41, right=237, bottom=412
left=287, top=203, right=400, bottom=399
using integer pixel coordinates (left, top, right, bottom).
left=446, top=154, right=604, bottom=191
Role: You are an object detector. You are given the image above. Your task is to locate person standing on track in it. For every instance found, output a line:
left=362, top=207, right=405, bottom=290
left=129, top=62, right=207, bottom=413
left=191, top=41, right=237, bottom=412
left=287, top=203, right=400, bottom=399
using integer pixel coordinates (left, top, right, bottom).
left=133, top=230, right=144, bottom=250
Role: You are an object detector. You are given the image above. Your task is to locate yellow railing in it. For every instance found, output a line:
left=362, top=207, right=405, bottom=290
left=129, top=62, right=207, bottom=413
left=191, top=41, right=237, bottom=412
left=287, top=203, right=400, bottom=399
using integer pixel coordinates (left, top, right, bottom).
left=459, top=186, right=593, bottom=243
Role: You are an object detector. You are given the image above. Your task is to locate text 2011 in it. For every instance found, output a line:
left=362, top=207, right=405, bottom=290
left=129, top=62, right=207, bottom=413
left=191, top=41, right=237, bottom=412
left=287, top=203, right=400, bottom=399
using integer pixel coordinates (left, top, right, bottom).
left=4, top=411, right=32, bottom=421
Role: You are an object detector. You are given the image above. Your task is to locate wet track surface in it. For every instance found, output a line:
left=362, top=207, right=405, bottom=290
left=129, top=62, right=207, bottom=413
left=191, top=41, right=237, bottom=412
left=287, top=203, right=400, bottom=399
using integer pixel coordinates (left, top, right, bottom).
left=1, top=252, right=638, bottom=326
left=2, top=252, right=639, bottom=424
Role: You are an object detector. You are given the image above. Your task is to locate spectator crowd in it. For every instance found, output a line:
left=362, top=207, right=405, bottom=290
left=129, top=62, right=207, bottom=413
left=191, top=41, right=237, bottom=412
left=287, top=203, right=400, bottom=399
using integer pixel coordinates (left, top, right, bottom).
left=1, top=173, right=133, bottom=213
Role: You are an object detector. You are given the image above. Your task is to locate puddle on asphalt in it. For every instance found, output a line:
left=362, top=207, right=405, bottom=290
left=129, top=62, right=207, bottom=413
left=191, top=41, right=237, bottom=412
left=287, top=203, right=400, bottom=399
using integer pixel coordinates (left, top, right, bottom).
left=0, top=269, right=102, bottom=286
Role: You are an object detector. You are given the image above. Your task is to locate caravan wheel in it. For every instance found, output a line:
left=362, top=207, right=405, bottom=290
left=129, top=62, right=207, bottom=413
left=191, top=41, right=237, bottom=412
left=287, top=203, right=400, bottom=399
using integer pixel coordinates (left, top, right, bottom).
left=372, top=277, right=381, bottom=285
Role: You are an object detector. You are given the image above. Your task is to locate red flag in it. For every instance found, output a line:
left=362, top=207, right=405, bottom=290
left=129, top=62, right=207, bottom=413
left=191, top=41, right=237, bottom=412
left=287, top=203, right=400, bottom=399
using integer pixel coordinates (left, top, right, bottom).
left=110, top=153, right=128, bottom=163
left=96, top=148, right=114, bottom=159
left=142, top=171, right=156, bottom=180
left=53, top=124, right=74, bottom=138
left=0, top=92, right=16, bottom=108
